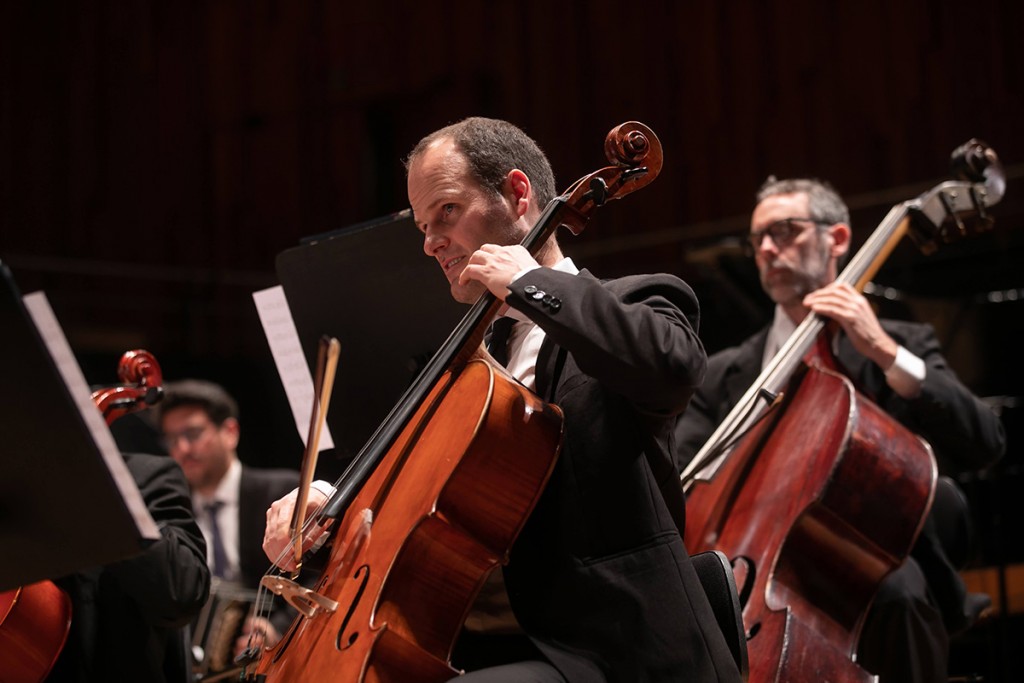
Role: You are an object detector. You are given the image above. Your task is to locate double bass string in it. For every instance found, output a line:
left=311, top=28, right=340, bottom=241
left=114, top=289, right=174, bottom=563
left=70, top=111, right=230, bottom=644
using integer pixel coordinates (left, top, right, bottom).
left=681, top=192, right=922, bottom=489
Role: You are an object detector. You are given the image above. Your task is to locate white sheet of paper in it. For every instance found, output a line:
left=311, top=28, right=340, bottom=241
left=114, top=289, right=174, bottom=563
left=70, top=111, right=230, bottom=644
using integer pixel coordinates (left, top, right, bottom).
left=253, top=285, right=335, bottom=451
left=22, top=291, right=160, bottom=540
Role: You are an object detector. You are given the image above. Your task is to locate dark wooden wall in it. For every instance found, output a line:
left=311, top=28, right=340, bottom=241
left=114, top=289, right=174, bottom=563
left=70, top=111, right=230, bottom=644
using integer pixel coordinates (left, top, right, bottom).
left=2, top=0, right=1022, bottom=460
left=3, top=2, right=1024, bottom=677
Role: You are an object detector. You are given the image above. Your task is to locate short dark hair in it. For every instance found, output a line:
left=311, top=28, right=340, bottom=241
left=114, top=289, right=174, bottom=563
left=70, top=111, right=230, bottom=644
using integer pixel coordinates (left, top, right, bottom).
left=157, top=379, right=239, bottom=426
left=756, top=176, right=850, bottom=227
left=404, top=117, right=558, bottom=209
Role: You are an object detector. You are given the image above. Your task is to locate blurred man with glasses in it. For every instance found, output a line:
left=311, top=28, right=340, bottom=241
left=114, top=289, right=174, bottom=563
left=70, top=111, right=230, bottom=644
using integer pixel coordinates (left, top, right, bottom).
left=158, top=379, right=300, bottom=672
left=675, top=177, right=1005, bottom=683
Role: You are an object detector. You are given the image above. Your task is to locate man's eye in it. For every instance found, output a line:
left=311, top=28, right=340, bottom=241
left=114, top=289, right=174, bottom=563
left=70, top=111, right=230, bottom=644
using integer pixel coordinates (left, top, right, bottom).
left=442, top=203, right=455, bottom=216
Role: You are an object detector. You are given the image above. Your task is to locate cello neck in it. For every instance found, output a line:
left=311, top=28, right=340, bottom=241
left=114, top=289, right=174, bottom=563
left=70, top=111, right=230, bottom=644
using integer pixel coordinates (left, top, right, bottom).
left=323, top=196, right=567, bottom=517
left=324, top=122, right=665, bottom=519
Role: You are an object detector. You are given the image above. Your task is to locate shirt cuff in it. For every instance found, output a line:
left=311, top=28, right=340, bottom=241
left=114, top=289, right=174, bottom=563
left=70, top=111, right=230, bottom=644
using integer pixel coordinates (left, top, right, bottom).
left=310, top=479, right=337, bottom=499
left=509, top=265, right=540, bottom=285
left=884, top=345, right=926, bottom=399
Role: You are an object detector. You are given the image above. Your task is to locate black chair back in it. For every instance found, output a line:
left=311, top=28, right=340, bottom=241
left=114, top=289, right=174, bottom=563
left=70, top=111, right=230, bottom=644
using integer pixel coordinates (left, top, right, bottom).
left=692, top=550, right=749, bottom=681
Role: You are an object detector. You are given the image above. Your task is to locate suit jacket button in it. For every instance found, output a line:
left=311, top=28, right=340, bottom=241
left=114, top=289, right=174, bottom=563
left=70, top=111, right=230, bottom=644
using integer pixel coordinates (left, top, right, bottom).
left=524, top=285, right=538, bottom=294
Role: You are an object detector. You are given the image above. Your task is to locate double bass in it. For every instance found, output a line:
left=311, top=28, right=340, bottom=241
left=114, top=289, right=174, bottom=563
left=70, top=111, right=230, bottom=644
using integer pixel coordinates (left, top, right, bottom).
left=681, top=140, right=1005, bottom=682
left=0, top=349, right=164, bottom=683
left=244, top=122, right=664, bottom=682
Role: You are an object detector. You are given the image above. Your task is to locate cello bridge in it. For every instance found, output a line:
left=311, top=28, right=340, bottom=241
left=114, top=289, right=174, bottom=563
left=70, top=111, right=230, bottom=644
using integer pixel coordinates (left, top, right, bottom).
left=259, top=575, right=339, bottom=618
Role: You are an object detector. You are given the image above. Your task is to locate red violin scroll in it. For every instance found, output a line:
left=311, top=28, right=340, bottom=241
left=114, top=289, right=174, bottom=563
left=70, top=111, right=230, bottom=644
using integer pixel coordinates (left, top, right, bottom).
left=680, top=140, right=1005, bottom=683
left=246, top=122, right=663, bottom=682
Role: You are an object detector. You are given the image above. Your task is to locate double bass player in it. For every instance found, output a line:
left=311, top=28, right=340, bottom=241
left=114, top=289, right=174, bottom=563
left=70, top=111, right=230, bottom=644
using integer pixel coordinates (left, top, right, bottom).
left=263, top=117, right=741, bottom=682
left=674, top=177, right=1006, bottom=683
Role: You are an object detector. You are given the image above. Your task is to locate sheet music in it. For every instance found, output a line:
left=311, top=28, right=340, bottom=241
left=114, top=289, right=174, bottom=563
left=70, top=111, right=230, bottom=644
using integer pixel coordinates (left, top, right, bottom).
left=253, top=285, right=335, bottom=450
left=22, top=292, right=160, bottom=540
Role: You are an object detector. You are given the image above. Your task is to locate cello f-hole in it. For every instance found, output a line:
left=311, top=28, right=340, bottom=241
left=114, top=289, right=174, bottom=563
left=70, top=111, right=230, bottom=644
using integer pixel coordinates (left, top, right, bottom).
left=731, top=555, right=755, bottom=609
left=336, top=565, right=371, bottom=651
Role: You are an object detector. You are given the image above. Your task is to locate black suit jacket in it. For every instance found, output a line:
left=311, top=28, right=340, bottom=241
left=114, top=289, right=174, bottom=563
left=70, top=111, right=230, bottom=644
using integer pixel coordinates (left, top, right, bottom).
left=236, top=465, right=301, bottom=634
left=674, top=319, right=1006, bottom=631
left=48, top=453, right=210, bottom=683
left=500, top=268, right=741, bottom=683
left=237, top=465, right=301, bottom=588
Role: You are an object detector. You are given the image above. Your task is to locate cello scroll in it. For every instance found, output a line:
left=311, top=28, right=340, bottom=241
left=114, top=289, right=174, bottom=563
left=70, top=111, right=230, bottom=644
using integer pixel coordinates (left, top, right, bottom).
left=556, top=121, right=663, bottom=236
left=90, top=349, right=164, bottom=426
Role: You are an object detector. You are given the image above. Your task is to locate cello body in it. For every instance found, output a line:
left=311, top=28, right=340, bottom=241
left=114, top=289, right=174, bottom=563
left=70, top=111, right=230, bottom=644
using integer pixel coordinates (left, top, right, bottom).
left=685, top=356, right=937, bottom=683
left=247, top=121, right=667, bottom=681
left=0, top=582, right=72, bottom=683
left=0, top=349, right=162, bottom=683
left=255, top=357, right=562, bottom=681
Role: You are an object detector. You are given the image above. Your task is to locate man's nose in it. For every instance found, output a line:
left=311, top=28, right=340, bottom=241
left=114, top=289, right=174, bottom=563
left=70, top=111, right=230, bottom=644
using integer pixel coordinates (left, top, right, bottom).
left=423, top=227, right=447, bottom=256
left=756, top=233, right=780, bottom=256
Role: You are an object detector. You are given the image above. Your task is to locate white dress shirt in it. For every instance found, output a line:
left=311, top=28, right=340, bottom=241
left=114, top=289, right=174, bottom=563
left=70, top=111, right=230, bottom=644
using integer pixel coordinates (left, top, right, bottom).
left=501, top=257, right=580, bottom=390
left=193, top=458, right=242, bottom=581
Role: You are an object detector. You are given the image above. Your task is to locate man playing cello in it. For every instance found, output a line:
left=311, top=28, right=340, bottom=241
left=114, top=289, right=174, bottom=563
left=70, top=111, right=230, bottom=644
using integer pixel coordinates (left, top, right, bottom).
left=262, top=117, right=741, bottom=683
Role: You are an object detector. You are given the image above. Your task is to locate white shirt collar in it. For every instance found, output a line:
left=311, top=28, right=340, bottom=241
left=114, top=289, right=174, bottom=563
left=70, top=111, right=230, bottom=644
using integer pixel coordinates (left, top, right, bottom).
left=195, top=457, right=242, bottom=508
left=762, top=305, right=798, bottom=370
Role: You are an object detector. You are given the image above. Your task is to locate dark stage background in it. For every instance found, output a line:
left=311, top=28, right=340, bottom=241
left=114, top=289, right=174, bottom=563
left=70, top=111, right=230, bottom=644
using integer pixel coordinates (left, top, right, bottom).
left=2, top=2, right=1022, bottom=679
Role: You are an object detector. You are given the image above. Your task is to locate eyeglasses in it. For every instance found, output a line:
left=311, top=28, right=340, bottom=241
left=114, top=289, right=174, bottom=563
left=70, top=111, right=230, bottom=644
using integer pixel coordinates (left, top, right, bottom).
left=746, top=217, right=832, bottom=254
left=161, top=423, right=212, bottom=451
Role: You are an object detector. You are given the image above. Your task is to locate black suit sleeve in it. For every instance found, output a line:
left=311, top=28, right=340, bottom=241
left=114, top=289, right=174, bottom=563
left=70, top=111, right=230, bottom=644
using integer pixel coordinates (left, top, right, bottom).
left=105, top=453, right=211, bottom=628
left=902, top=324, right=1005, bottom=472
left=506, top=269, right=707, bottom=418
left=856, top=321, right=1006, bottom=474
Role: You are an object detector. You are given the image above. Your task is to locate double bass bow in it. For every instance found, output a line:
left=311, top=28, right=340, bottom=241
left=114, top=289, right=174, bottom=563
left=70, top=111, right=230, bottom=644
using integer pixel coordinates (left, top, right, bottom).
left=245, top=122, right=663, bottom=682
left=0, top=349, right=164, bottom=683
left=681, top=140, right=1005, bottom=683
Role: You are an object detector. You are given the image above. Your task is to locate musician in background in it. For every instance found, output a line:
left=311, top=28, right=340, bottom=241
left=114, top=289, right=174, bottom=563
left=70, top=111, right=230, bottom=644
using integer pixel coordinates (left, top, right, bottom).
left=674, top=177, right=1006, bottom=683
left=263, top=117, right=741, bottom=682
left=156, top=380, right=300, bottom=663
left=47, top=451, right=210, bottom=682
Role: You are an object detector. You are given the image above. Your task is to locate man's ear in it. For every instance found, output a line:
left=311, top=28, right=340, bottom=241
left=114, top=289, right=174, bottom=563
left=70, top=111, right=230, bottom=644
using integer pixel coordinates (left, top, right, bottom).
left=503, top=169, right=532, bottom=219
left=220, top=416, right=241, bottom=451
left=828, top=222, right=852, bottom=259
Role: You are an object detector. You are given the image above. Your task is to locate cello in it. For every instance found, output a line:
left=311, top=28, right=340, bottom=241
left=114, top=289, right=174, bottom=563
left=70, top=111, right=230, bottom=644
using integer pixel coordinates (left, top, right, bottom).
left=680, top=140, right=1005, bottom=682
left=0, top=349, right=164, bottom=683
left=245, top=122, right=664, bottom=682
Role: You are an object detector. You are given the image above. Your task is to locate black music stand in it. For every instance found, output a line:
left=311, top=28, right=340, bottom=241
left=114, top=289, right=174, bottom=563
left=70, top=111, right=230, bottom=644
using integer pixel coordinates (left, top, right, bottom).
left=0, top=263, right=159, bottom=592
left=274, top=210, right=465, bottom=475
